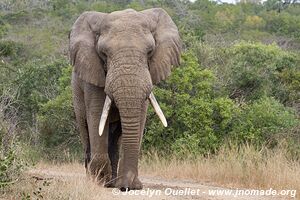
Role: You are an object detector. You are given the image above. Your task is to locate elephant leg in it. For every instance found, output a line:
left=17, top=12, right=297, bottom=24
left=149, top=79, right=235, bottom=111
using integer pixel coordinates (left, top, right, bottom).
left=84, top=82, right=111, bottom=184
left=105, top=120, right=122, bottom=187
left=72, top=73, right=91, bottom=172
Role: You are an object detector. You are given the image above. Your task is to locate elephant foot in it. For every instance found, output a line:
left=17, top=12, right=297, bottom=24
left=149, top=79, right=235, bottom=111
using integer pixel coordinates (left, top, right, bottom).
left=104, top=177, right=117, bottom=188
left=88, top=154, right=112, bottom=185
left=117, top=172, right=143, bottom=191
left=131, top=176, right=143, bottom=190
left=104, top=182, right=115, bottom=188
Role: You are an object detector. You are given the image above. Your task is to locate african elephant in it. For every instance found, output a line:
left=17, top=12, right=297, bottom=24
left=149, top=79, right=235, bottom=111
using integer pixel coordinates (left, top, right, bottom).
left=69, top=8, right=181, bottom=191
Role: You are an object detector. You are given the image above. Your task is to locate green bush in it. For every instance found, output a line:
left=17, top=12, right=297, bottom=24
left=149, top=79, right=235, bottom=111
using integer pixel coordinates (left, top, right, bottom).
left=0, top=149, right=23, bottom=188
left=90, top=1, right=123, bottom=13
left=226, top=42, right=299, bottom=102
left=38, top=86, right=74, bottom=147
left=37, top=65, right=80, bottom=160
left=144, top=51, right=299, bottom=157
left=50, top=0, right=75, bottom=18
left=0, top=40, right=24, bottom=58
left=144, top=52, right=237, bottom=156
left=14, top=58, right=68, bottom=125
left=0, top=17, right=10, bottom=39
left=1, top=11, right=31, bottom=24
left=229, top=97, right=299, bottom=147
left=282, top=125, right=300, bottom=160
left=0, top=96, right=25, bottom=189
left=277, top=67, right=300, bottom=106
left=263, top=11, right=300, bottom=39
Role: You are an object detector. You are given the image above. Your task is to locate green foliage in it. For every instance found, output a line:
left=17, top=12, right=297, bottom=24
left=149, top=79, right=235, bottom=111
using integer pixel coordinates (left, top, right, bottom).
left=230, top=97, right=299, bottom=146
left=144, top=50, right=299, bottom=157
left=0, top=17, right=10, bottom=39
left=226, top=42, right=299, bottom=102
left=126, top=1, right=146, bottom=11
left=0, top=40, right=24, bottom=58
left=264, top=0, right=282, bottom=11
left=282, top=125, right=300, bottom=160
left=14, top=59, right=68, bottom=125
left=144, top=52, right=237, bottom=156
left=90, top=2, right=123, bottom=13
left=37, top=65, right=80, bottom=160
left=0, top=149, right=22, bottom=188
left=0, top=99, right=25, bottom=189
left=1, top=10, right=31, bottom=24
left=213, top=97, right=236, bottom=134
left=263, top=11, right=300, bottom=39
left=38, top=86, right=74, bottom=147
left=244, top=15, right=266, bottom=29
left=50, top=0, right=75, bottom=18
left=214, top=6, right=244, bottom=32
left=278, top=67, right=300, bottom=104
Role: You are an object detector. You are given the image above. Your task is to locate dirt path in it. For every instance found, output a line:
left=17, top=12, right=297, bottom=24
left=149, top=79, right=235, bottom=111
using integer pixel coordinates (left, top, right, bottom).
left=27, top=167, right=283, bottom=200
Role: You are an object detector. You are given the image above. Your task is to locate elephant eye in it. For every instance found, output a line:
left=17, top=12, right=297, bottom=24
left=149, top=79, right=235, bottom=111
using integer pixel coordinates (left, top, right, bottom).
left=99, top=51, right=107, bottom=67
left=95, top=33, right=100, bottom=41
left=147, top=49, right=154, bottom=58
left=100, top=51, right=107, bottom=60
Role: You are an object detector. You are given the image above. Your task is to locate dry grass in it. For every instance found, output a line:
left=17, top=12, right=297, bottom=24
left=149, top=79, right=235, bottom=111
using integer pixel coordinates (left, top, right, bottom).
left=2, top=145, right=299, bottom=199
left=3, top=162, right=151, bottom=200
left=140, top=145, right=300, bottom=192
left=2, top=163, right=105, bottom=200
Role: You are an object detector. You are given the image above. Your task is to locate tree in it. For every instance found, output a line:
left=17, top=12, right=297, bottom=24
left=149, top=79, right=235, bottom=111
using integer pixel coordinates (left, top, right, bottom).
left=264, top=0, right=300, bottom=12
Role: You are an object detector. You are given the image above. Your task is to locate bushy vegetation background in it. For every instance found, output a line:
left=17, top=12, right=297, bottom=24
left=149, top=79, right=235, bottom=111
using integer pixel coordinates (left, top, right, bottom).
left=0, top=0, right=299, bottom=188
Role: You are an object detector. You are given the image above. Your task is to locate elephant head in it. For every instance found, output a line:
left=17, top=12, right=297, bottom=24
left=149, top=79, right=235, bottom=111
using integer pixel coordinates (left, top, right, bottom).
left=69, top=8, right=181, bottom=189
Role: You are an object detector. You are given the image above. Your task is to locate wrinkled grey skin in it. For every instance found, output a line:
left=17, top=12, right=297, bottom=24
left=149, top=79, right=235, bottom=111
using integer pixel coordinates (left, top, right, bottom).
left=69, top=8, right=181, bottom=191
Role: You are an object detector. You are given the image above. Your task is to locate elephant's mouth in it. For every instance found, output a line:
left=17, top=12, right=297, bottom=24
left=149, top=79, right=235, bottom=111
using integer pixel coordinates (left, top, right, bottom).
left=98, top=92, right=167, bottom=136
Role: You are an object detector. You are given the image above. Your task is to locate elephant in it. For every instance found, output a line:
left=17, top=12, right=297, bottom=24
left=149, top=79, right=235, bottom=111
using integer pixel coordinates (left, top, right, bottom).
left=69, top=8, right=181, bottom=191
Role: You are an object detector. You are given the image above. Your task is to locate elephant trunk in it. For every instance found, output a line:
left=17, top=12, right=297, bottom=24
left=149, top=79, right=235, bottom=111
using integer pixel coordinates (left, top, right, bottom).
left=116, top=94, right=144, bottom=185
left=110, top=70, right=149, bottom=188
left=104, top=49, right=151, bottom=187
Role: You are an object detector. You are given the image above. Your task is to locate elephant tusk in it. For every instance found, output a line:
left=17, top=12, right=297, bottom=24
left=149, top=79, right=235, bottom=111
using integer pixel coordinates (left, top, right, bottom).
left=99, top=95, right=112, bottom=136
left=148, top=92, right=168, bottom=127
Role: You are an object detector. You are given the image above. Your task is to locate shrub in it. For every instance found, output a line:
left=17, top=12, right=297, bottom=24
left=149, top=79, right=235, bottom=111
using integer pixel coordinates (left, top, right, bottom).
left=144, top=52, right=237, bottom=156
left=14, top=58, right=68, bottom=125
left=0, top=92, right=25, bottom=189
left=244, top=15, right=265, bottom=29
left=229, top=96, right=299, bottom=147
left=0, top=40, right=24, bottom=58
left=0, top=148, right=23, bottom=189
left=144, top=50, right=299, bottom=157
left=1, top=11, right=31, bottom=24
left=0, top=17, right=9, bottom=39
left=277, top=67, right=300, bottom=106
left=37, top=65, right=80, bottom=160
left=226, top=42, right=299, bottom=102
left=263, top=11, right=300, bottom=39
left=50, top=0, right=74, bottom=18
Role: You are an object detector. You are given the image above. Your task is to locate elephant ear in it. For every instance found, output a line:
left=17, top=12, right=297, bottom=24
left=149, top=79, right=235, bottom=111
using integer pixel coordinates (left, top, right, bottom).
left=142, top=8, right=182, bottom=84
left=69, top=11, right=107, bottom=87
